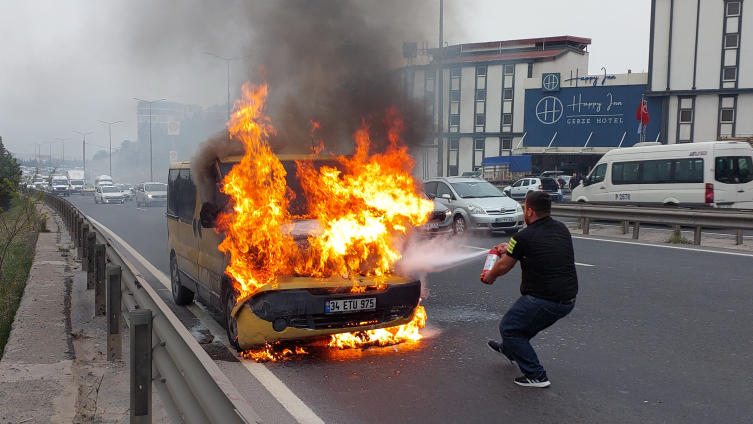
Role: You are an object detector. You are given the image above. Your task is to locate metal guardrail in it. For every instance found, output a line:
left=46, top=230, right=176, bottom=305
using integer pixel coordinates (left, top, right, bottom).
left=552, top=203, right=752, bottom=245
left=32, top=190, right=261, bottom=424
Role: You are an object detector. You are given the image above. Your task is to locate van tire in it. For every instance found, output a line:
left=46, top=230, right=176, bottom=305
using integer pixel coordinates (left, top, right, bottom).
left=170, top=255, right=194, bottom=306
left=223, top=286, right=241, bottom=351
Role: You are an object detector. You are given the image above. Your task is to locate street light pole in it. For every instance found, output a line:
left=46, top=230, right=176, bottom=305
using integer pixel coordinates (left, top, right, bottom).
left=436, top=0, right=445, bottom=177
left=204, top=52, right=252, bottom=119
left=54, top=137, right=71, bottom=168
left=31, top=143, right=42, bottom=166
left=75, top=131, right=94, bottom=178
left=133, top=98, right=165, bottom=181
left=97, top=120, right=122, bottom=177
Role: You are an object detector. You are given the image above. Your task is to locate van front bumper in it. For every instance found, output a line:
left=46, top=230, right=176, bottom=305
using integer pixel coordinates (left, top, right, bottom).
left=235, top=280, right=421, bottom=349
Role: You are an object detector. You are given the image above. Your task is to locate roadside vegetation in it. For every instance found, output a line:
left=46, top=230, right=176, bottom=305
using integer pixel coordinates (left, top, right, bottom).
left=0, top=136, right=43, bottom=358
left=664, top=227, right=692, bottom=245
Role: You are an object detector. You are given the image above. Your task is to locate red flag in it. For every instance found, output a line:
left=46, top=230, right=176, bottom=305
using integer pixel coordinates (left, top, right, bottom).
left=636, top=100, right=650, bottom=125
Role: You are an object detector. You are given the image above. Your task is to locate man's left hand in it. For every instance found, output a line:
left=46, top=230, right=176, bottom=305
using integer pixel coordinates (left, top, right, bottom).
left=481, top=270, right=496, bottom=285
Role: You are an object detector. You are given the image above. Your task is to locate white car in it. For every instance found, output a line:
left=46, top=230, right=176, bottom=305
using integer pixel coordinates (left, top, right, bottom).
left=135, top=182, right=168, bottom=207
left=94, top=185, right=125, bottom=204
left=115, top=184, right=133, bottom=201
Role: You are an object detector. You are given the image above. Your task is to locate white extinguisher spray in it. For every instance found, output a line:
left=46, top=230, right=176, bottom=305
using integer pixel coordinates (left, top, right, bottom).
left=481, top=247, right=502, bottom=284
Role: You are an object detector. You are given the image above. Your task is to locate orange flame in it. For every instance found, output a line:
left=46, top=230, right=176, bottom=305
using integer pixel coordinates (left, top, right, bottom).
left=310, top=120, right=324, bottom=154
left=219, top=82, right=434, bottom=349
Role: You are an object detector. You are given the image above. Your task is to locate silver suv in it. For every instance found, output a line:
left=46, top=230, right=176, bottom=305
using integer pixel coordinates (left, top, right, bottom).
left=423, top=177, right=524, bottom=235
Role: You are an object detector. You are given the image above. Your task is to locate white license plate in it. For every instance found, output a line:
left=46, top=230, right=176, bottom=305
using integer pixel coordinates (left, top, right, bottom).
left=325, top=298, right=376, bottom=313
left=421, top=223, right=440, bottom=229
left=495, top=217, right=515, bottom=223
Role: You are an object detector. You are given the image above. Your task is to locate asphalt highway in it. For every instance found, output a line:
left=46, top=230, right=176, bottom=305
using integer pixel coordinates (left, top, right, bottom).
left=67, top=194, right=753, bottom=424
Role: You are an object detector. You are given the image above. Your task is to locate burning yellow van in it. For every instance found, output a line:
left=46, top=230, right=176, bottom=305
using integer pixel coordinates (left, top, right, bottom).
left=166, top=156, right=423, bottom=350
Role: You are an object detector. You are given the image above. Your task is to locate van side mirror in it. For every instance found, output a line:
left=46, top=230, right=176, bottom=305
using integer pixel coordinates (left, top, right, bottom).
left=441, top=193, right=452, bottom=200
left=200, top=202, right=221, bottom=228
left=582, top=177, right=590, bottom=187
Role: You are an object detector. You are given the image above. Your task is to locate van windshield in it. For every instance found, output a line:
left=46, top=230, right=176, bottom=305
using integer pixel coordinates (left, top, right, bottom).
left=218, top=159, right=345, bottom=216
left=450, top=182, right=505, bottom=198
left=715, top=156, right=753, bottom=184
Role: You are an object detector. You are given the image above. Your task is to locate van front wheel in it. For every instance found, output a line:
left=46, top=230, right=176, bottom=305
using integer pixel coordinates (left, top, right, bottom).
left=224, top=287, right=241, bottom=351
left=170, top=256, right=194, bottom=306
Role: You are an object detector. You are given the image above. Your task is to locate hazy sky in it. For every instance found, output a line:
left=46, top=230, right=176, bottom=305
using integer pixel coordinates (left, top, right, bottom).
left=0, top=0, right=651, bottom=159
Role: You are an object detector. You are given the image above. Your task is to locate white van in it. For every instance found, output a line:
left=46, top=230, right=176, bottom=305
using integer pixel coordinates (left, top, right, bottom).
left=94, top=175, right=114, bottom=187
left=572, top=141, right=753, bottom=208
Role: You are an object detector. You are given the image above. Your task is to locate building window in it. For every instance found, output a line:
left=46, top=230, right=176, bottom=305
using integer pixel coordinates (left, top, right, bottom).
left=501, top=64, right=515, bottom=133
left=723, top=67, right=737, bottom=82
left=721, top=1, right=742, bottom=88
left=527, top=63, right=534, bottom=78
left=727, top=1, right=741, bottom=16
left=676, top=97, right=695, bottom=143
left=725, top=34, right=739, bottom=48
left=718, top=96, right=737, bottom=138
left=448, top=139, right=459, bottom=176
left=500, top=138, right=513, bottom=155
left=449, top=68, right=461, bottom=133
left=473, top=139, right=485, bottom=169
left=475, top=66, right=487, bottom=133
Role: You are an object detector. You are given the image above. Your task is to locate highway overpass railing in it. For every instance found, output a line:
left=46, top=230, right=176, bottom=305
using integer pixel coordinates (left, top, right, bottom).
left=552, top=203, right=753, bottom=245
left=30, top=189, right=261, bottom=424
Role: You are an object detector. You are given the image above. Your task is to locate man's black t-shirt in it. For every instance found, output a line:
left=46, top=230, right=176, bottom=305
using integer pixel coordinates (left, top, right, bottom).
left=505, top=216, right=578, bottom=302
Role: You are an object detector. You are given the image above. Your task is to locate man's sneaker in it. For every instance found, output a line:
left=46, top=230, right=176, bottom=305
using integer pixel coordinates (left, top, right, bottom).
left=514, top=373, right=551, bottom=388
left=487, top=340, right=515, bottom=365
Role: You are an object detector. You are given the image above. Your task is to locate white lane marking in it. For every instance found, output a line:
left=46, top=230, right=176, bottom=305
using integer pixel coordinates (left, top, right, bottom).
left=461, top=245, right=596, bottom=267
left=571, top=235, right=753, bottom=258
left=136, top=208, right=146, bottom=211
left=85, top=215, right=325, bottom=424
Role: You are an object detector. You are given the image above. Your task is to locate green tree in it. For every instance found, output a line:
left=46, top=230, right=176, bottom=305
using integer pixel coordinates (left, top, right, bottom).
left=0, top=136, right=22, bottom=210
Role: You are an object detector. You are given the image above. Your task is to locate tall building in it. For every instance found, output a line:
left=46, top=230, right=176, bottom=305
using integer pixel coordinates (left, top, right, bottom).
left=406, top=36, right=660, bottom=178
left=648, top=0, right=753, bottom=143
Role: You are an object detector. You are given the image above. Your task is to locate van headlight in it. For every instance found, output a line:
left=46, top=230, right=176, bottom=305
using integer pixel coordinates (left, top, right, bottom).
left=147, top=194, right=153, bottom=198
left=516, top=203, right=523, bottom=213
left=467, top=203, right=485, bottom=215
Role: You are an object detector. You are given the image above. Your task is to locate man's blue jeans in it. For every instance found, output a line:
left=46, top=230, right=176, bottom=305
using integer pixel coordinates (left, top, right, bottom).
left=499, top=295, right=575, bottom=378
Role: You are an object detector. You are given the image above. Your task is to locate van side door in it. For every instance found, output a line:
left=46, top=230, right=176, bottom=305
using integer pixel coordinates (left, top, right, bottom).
left=587, top=163, right=608, bottom=201
left=174, top=170, right=202, bottom=292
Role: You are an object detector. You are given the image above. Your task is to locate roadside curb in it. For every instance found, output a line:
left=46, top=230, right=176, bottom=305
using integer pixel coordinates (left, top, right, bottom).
left=0, top=204, right=77, bottom=423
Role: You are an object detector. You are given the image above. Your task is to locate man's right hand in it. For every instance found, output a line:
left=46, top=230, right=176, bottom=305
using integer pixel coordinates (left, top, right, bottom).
left=496, top=242, right=509, bottom=253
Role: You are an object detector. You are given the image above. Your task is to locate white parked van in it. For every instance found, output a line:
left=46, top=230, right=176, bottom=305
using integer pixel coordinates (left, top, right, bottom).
left=572, top=141, right=753, bottom=208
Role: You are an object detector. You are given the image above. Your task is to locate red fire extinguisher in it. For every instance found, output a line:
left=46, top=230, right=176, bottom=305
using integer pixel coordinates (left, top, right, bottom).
left=481, top=247, right=502, bottom=284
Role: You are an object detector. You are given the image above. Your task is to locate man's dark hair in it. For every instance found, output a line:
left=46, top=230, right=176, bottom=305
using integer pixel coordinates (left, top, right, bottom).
left=525, top=191, right=551, bottom=216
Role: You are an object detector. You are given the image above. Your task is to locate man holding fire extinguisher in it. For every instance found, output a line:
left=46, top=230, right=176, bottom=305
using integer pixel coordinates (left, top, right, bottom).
left=481, top=191, right=578, bottom=388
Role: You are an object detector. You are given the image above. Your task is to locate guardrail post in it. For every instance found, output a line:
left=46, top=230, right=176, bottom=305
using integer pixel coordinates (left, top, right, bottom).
left=87, top=233, right=96, bottom=289
left=582, top=218, right=590, bottom=235
left=694, top=227, right=702, bottom=246
left=632, top=222, right=641, bottom=239
left=77, top=219, right=85, bottom=258
left=736, top=229, right=744, bottom=245
left=130, top=309, right=152, bottom=423
left=94, top=244, right=107, bottom=316
left=621, top=221, right=629, bottom=234
left=106, top=265, right=122, bottom=361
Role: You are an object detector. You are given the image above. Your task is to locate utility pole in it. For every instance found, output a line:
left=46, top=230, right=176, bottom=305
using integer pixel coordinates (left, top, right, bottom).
left=75, top=131, right=94, bottom=179
left=98, top=120, right=122, bottom=177
left=436, top=0, right=445, bottom=177
left=55, top=137, right=70, bottom=168
left=133, top=98, right=165, bottom=181
left=204, top=52, right=252, bottom=119
left=42, top=141, right=56, bottom=166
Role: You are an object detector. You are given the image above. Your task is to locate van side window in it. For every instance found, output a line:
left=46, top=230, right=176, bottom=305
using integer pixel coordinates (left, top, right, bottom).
left=612, top=162, right=641, bottom=185
left=642, top=160, right=672, bottom=184
left=673, top=159, right=704, bottom=183
left=167, top=169, right=180, bottom=217
left=177, top=170, right=197, bottom=224
left=590, top=164, right=607, bottom=184
left=715, top=156, right=753, bottom=184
